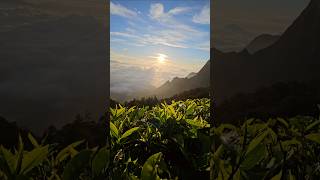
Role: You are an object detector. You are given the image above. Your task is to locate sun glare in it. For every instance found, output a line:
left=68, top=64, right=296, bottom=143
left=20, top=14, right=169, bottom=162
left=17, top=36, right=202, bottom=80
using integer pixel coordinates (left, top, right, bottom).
left=157, top=53, right=167, bottom=63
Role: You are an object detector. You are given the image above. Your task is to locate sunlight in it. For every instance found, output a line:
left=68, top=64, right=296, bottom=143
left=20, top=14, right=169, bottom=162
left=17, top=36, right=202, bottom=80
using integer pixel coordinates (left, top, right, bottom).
left=157, top=53, right=167, bottom=63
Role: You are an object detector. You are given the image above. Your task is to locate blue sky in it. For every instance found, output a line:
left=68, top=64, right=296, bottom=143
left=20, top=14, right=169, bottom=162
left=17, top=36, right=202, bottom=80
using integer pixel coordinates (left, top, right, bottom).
left=110, top=0, right=210, bottom=99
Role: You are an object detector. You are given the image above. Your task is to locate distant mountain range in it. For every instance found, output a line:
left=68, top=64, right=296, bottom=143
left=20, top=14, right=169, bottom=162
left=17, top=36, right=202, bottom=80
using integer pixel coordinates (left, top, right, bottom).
left=186, top=72, right=197, bottom=79
left=153, top=0, right=320, bottom=104
left=214, top=0, right=320, bottom=103
left=148, top=61, right=210, bottom=99
left=1, top=0, right=319, bottom=131
left=245, top=34, right=280, bottom=54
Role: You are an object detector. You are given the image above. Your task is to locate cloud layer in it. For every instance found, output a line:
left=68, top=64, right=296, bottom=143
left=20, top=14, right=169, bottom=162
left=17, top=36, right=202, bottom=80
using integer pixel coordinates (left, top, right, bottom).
left=110, top=1, right=210, bottom=101
left=110, top=2, right=137, bottom=18
left=192, top=5, right=210, bottom=24
left=111, top=2, right=210, bottom=51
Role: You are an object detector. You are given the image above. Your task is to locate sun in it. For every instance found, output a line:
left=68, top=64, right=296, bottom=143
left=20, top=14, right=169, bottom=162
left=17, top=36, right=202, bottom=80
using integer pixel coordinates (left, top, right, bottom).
left=157, top=53, right=167, bottom=63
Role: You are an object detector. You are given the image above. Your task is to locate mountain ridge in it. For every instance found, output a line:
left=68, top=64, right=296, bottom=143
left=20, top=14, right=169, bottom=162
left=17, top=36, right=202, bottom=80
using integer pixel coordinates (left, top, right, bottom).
left=152, top=0, right=320, bottom=103
left=245, top=34, right=280, bottom=54
left=214, top=0, right=320, bottom=103
left=152, top=61, right=210, bottom=99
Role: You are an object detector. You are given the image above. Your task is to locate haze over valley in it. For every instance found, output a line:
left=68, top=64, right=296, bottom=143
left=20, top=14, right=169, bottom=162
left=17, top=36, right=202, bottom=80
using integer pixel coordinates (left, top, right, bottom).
left=110, top=0, right=210, bottom=102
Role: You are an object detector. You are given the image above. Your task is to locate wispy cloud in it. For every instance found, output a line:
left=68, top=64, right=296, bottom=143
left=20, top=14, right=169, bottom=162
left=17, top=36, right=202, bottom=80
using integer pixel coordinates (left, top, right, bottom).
left=111, top=26, right=208, bottom=50
left=110, top=3, right=208, bottom=50
left=110, top=31, right=139, bottom=38
left=110, top=1, right=210, bottom=101
left=149, top=3, right=190, bottom=22
left=138, top=29, right=189, bottom=48
left=149, top=3, right=197, bottom=33
left=192, top=5, right=210, bottom=24
left=110, top=1, right=137, bottom=18
left=195, top=41, right=210, bottom=52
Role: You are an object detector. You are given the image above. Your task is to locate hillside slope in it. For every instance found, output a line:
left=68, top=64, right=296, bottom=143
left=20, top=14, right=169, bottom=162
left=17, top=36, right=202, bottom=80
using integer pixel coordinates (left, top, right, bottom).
left=152, top=61, right=210, bottom=99
left=213, top=0, right=320, bottom=103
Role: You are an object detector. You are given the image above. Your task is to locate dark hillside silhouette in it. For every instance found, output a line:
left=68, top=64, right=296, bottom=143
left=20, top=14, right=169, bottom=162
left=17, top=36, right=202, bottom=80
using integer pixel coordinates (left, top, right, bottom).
left=245, top=34, right=280, bottom=54
left=215, top=81, right=320, bottom=124
left=213, top=0, right=320, bottom=103
left=152, top=61, right=210, bottom=99
left=125, top=87, right=210, bottom=108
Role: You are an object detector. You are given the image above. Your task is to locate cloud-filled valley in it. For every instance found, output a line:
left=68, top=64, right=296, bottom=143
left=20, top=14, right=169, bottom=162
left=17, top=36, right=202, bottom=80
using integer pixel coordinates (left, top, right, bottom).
left=110, top=0, right=210, bottom=101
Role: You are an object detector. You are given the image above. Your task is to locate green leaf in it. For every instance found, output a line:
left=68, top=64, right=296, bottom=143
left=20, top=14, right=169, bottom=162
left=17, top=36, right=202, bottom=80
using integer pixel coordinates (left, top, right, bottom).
left=116, top=106, right=126, bottom=118
left=269, top=129, right=278, bottom=143
left=56, top=140, right=84, bottom=163
left=110, top=108, right=116, bottom=117
left=185, top=117, right=209, bottom=129
left=281, top=139, right=302, bottom=151
left=62, top=150, right=92, bottom=180
left=21, top=145, right=49, bottom=174
left=168, top=105, right=176, bottom=117
left=119, top=127, right=139, bottom=142
left=276, top=118, right=289, bottom=128
left=15, top=135, right=24, bottom=174
left=0, top=146, right=16, bottom=174
left=186, top=105, right=194, bottom=116
left=92, top=147, right=110, bottom=176
left=271, top=170, right=282, bottom=180
left=289, top=170, right=296, bottom=180
left=306, top=120, right=320, bottom=132
left=305, top=133, right=320, bottom=144
left=213, top=145, right=224, bottom=161
left=241, top=144, right=266, bottom=170
left=141, top=152, right=163, bottom=180
left=110, top=121, right=119, bottom=138
left=185, top=118, right=200, bottom=127
left=246, top=129, right=269, bottom=154
left=234, top=169, right=241, bottom=180
left=28, top=133, right=40, bottom=148
left=129, top=174, right=140, bottom=180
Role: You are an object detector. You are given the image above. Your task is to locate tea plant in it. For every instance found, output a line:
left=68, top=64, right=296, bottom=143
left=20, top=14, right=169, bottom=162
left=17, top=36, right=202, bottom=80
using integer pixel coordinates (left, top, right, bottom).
left=210, top=116, right=320, bottom=180
left=1, top=98, right=320, bottom=180
left=109, top=99, right=211, bottom=179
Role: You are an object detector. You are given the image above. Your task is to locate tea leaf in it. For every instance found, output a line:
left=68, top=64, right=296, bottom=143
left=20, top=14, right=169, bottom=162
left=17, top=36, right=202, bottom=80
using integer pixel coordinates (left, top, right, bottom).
left=141, top=152, right=163, bottom=180
left=119, top=127, right=139, bottom=143
left=92, top=147, right=110, bottom=176
left=305, top=133, right=320, bottom=144
left=62, top=150, right=92, bottom=180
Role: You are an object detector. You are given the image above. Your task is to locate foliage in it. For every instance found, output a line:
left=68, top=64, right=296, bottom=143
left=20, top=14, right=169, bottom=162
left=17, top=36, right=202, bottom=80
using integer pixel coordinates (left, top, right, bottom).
left=1, top=98, right=320, bottom=180
left=109, top=98, right=211, bottom=179
left=210, top=116, right=320, bottom=180
left=121, top=87, right=210, bottom=108
left=0, top=98, right=211, bottom=179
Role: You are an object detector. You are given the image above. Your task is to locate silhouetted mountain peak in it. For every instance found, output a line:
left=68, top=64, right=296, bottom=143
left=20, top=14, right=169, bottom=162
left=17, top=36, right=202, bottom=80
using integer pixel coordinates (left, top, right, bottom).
left=239, top=49, right=250, bottom=56
left=214, top=1, right=320, bottom=103
left=153, top=60, right=210, bottom=98
left=197, top=60, right=210, bottom=76
left=246, top=34, right=280, bottom=54
left=269, top=0, right=320, bottom=53
left=186, top=72, right=197, bottom=79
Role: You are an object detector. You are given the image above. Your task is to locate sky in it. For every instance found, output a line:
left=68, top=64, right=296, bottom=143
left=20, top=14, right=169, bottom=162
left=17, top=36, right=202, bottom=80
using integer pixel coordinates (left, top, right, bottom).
left=110, top=0, right=210, bottom=100
left=0, top=0, right=310, bottom=133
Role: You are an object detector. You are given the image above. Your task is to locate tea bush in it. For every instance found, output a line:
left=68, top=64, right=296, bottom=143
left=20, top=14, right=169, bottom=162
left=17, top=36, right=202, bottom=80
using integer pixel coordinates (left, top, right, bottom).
left=1, top=98, right=320, bottom=180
